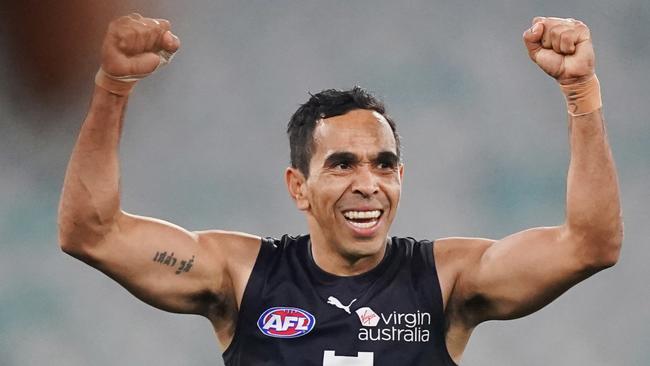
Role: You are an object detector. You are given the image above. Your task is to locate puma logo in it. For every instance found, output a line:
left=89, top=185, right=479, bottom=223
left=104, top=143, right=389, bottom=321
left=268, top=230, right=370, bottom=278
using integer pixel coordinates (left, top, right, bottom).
left=327, top=296, right=357, bottom=314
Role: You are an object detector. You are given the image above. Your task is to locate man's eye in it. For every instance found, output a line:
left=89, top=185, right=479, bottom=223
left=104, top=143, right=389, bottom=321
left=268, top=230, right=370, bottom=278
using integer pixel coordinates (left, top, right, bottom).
left=377, top=162, right=395, bottom=170
left=336, top=163, right=351, bottom=170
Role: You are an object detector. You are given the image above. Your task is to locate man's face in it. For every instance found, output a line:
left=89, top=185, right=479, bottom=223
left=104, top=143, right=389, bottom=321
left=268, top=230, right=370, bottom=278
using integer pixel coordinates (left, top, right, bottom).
left=291, top=109, right=403, bottom=260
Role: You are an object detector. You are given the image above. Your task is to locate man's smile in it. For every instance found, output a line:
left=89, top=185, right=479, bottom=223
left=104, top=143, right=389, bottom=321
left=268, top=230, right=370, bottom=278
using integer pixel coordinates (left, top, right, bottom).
left=340, top=209, right=385, bottom=236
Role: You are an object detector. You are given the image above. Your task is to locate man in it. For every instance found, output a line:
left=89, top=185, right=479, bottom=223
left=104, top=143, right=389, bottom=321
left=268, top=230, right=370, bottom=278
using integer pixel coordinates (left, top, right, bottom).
left=58, top=13, right=622, bottom=365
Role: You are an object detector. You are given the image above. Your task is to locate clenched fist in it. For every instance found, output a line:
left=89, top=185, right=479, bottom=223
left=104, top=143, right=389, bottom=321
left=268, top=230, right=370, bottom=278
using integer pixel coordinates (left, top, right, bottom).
left=96, top=13, right=180, bottom=96
left=523, top=17, right=594, bottom=85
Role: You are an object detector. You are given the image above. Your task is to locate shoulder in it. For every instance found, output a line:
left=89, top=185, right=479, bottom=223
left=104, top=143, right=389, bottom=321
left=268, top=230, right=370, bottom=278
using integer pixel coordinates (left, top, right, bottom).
left=194, top=230, right=266, bottom=316
left=195, top=232, right=308, bottom=298
left=434, top=237, right=495, bottom=267
left=195, top=230, right=263, bottom=273
left=432, top=237, right=496, bottom=313
left=195, top=231, right=262, bottom=295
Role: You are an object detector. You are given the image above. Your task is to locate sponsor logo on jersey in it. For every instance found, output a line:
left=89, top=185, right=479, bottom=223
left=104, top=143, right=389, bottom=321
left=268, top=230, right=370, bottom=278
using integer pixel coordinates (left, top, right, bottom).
left=327, top=296, right=357, bottom=314
left=356, top=306, right=431, bottom=343
left=257, top=307, right=316, bottom=338
left=355, top=307, right=380, bottom=326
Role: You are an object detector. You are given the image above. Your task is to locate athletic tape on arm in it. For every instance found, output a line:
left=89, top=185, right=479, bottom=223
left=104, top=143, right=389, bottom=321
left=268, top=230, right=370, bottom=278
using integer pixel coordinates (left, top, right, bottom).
left=560, top=75, right=602, bottom=116
left=94, top=50, right=175, bottom=96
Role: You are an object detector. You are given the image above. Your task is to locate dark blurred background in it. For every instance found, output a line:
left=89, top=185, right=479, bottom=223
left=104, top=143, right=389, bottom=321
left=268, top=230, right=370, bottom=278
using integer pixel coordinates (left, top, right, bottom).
left=1, top=1, right=648, bottom=365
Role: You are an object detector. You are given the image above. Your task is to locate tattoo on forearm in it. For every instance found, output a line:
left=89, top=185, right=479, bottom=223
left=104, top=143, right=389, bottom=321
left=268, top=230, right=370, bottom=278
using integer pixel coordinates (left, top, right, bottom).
left=152, top=251, right=195, bottom=275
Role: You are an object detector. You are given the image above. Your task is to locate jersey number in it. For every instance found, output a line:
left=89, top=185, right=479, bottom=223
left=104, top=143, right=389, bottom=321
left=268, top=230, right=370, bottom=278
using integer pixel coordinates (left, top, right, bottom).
left=323, top=350, right=374, bottom=366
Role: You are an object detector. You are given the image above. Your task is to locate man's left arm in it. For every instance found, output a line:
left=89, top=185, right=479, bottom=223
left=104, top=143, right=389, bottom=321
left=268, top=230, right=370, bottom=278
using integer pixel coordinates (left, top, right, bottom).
left=441, top=17, right=623, bottom=325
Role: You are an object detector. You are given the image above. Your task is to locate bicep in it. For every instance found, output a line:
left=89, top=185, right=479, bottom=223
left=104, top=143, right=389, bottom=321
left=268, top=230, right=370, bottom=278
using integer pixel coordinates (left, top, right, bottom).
left=449, top=226, right=595, bottom=325
left=80, top=211, right=234, bottom=316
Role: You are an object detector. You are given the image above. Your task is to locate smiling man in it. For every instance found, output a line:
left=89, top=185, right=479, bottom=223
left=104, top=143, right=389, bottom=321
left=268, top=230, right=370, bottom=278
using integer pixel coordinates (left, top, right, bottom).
left=286, top=102, right=404, bottom=275
left=58, top=13, right=622, bottom=366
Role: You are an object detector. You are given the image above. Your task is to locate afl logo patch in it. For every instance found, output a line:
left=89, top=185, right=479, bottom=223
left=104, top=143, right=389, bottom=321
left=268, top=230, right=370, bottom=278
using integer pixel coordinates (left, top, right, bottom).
left=257, top=307, right=316, bottom=338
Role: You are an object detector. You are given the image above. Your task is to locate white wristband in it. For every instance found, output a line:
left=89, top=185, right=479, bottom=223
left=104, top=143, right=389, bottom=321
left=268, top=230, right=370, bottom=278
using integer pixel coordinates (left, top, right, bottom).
left=95, top=49, right=176, bottom=96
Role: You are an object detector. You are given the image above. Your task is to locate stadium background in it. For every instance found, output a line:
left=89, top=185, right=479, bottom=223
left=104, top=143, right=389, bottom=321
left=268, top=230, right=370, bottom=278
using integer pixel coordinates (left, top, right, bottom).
left=1, top=1, right=648, bottom=365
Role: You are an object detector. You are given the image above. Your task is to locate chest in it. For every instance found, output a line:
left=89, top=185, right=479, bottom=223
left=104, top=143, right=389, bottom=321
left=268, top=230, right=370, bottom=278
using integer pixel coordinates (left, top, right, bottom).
left=230, top=258, right=444, bottom=364
left=222, top=237, right=455, bottom=366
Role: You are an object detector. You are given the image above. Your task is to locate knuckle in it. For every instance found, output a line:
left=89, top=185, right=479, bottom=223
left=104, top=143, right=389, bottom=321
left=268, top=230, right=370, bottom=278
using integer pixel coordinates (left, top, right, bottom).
left=114, top=27, right=138, bottom=50
left=117, top=38, right=131, bottom=52
left=559, top=35, right=573, bottom=52
left=559, top=30, right=572, bottom=43
left=550, top=26, right=564, bottom=38
left=144, top=19, right=162, bottom=32
left=123, top=25, right=139, bottom=39
left=577, top=23, right=590, bottom=34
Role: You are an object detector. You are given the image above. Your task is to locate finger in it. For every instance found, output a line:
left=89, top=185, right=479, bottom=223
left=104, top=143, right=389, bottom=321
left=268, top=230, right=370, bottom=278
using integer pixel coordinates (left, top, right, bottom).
left=150, top=18, right=177, bottom=53
left=548, top=25, right=572, bottom=53
left=523, top=21, right=544, bottom=61
left=116, top=23, right=142, bottom=55
left=539, top=16, right=578, bottom=28
left=559, top=29, right=578, bottom=54
left=156, top=19, right=171, bottom=33
left=112, top=16, right=152, bottom=55
left=161, top=31, right=181, bottom=53
left=126, top=20, right=156, bottom=53
left=574, top=22, right=591, bottom=44
left=139, top=17, right=166, bottom=49
left=127, top=52, right=162, bottom=75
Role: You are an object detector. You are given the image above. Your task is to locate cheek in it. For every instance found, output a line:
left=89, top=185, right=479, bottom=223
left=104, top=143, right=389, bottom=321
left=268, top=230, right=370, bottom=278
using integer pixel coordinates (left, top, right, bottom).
left=307, top=178, right=346, bottom=212
left=382, top=177, right=402, bottom=203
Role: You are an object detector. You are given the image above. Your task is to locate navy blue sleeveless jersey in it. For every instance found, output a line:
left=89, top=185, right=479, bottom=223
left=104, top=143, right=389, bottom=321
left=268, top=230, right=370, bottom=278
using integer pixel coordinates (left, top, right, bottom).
left=222, top=234, right=457, bottom=366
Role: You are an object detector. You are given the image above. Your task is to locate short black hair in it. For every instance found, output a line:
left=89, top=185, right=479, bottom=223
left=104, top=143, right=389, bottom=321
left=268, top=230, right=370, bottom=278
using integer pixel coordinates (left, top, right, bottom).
left=287, top=86, right=401, bottom=178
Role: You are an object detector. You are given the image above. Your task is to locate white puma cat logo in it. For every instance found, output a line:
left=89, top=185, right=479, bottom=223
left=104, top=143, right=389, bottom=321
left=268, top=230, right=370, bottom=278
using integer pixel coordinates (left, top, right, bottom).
left=327, top=296, right=357, bottom=314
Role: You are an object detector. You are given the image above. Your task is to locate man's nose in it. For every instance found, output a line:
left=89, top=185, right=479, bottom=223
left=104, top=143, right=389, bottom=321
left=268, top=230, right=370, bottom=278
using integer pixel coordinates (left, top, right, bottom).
left=352, top=165, right=379, bottom=198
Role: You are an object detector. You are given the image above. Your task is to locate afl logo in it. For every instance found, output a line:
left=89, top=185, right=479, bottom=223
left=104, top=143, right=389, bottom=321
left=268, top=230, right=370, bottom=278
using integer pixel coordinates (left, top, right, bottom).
left=257, top=307, right=316, bottom=338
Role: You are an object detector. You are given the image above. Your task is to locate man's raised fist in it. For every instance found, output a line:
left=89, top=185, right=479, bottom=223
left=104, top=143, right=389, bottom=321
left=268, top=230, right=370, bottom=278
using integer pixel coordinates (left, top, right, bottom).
left=523, top=17, right=595, bottom=85
left=101, top=13, right=180, bottom=78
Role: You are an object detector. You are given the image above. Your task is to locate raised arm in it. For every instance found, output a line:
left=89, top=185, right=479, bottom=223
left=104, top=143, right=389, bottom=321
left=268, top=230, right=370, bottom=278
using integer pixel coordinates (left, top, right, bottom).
left=439, top=17, right=623, bottom=330
left=57, top=14, right=260, bottom=320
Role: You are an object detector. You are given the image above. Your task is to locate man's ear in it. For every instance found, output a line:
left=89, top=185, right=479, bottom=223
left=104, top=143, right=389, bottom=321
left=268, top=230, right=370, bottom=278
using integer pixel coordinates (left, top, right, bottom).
left=399, top=163, right=404, bottom=182
left=285, top=167, right=310, bottom=211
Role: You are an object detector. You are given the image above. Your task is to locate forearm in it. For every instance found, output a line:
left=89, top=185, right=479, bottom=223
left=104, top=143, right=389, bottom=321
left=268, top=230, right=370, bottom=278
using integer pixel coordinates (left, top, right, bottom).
left=58, top=87, right=128, bottom=250
left=564, top=107, right=622, bottom=264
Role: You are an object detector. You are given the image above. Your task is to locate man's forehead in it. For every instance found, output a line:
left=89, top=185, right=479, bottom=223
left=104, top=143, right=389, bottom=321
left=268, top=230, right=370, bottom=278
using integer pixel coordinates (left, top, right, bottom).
left=313, top=109, right=395, bottom=151
left=319, top=109, right=388, bottom=126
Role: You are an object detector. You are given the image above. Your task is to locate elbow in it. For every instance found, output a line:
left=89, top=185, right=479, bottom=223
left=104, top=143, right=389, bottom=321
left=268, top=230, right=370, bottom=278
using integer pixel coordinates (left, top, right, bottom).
left=58, top=221, right=76, bottom=253
left=566, top=207, right=625, bottom=271
left=57, top=217, right=113, bottom=262
left=58, top=225, right=90, bottom=260
left=572, top=222, right=623, bottom=272
left=58, top=230, right=103, bottom=266
left=57, top=192, right=121, bottom=254
left=588, top=239, right=621, bottom=270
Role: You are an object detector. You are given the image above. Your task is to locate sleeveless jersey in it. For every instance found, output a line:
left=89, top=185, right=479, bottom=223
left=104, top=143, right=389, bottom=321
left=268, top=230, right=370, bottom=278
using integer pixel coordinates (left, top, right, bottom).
left=222, top=234, right=457, bottom=366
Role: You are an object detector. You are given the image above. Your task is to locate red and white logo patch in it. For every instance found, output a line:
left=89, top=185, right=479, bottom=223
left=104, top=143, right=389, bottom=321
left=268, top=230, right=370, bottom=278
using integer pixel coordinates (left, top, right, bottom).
left=257, top=307, right=316, bottom=338
left=355, top=306, right=380, bottom=327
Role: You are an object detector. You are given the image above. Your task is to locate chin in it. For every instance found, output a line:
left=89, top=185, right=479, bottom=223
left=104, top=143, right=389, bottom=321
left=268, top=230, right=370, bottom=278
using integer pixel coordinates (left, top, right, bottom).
left=342, top=235, right=387, bottom=259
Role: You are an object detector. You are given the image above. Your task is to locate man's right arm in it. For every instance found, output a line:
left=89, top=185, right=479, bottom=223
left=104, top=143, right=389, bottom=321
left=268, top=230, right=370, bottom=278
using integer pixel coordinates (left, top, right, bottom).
left=57, top=14, right=260, bottom=319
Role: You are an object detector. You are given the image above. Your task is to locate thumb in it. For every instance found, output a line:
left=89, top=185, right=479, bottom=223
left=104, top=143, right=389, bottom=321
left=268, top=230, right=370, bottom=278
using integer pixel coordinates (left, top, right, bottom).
left=161, top=30, right=181, bottom=53
left=523, top=21, right=544, bottom=61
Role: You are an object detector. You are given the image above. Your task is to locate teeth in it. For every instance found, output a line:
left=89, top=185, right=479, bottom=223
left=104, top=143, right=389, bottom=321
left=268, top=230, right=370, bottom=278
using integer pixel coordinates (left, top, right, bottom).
left=348, top=220, right=378, bottom=229
left=343, top=210, right=381, bottom=219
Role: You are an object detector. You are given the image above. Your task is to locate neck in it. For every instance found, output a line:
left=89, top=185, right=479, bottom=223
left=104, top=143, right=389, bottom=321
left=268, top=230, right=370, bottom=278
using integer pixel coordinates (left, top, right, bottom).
left=309, top=232, right=388, bottom=277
